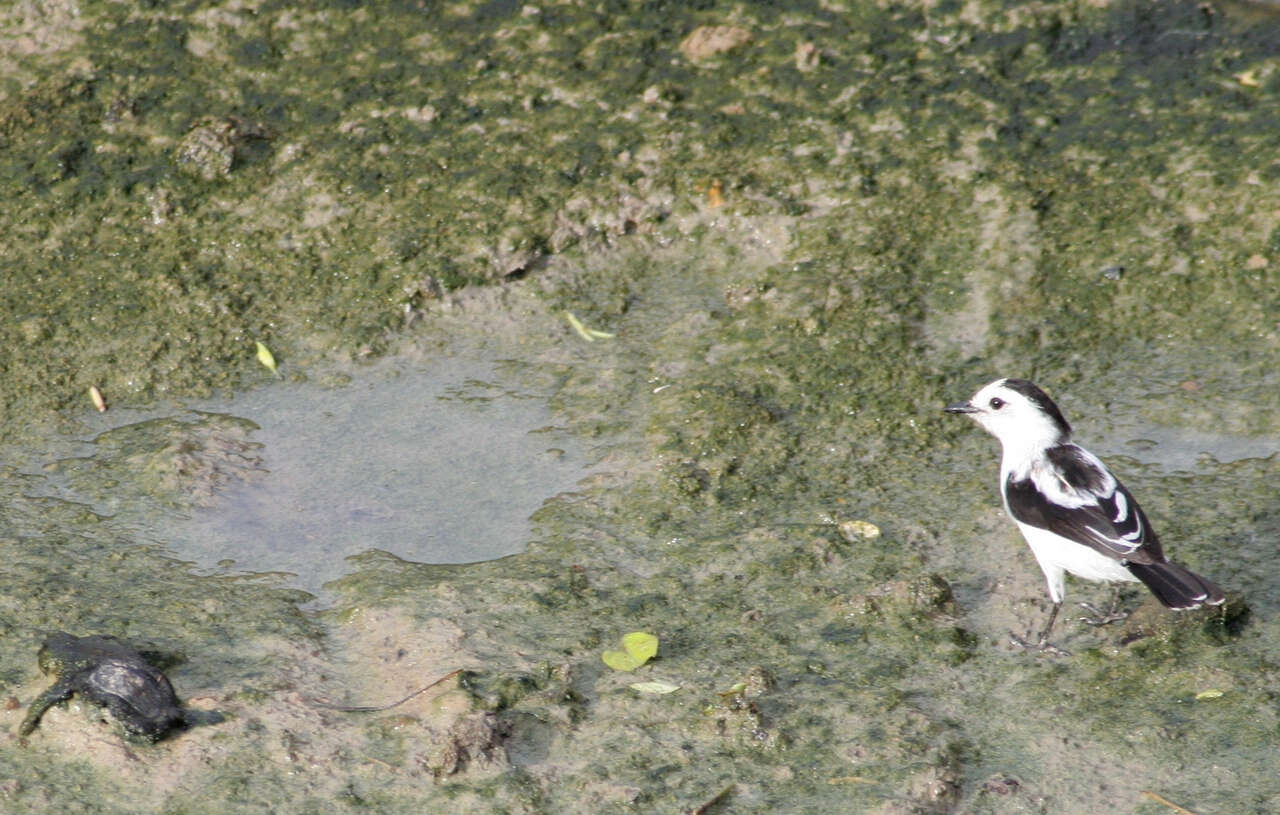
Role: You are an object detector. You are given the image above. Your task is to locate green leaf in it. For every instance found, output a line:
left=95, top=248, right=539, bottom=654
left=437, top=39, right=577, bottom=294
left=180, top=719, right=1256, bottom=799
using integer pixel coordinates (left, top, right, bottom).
left=717, top=682, right=747, bottom=697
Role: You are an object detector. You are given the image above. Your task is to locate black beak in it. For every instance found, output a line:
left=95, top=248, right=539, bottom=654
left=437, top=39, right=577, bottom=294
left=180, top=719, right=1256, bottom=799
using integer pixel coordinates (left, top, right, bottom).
left=944, top=401, right=977, bottom=414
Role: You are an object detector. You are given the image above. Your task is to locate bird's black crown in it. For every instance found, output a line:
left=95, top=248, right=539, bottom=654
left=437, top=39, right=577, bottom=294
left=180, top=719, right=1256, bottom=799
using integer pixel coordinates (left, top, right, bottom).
left=1001, top=378, right=1072, bottom=438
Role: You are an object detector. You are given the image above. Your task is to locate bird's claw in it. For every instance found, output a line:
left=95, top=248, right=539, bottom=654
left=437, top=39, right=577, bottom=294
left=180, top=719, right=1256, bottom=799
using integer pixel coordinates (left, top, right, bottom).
left=1009, top=631, right=1070, bottom=657
left=1077, top=597, right=1128, bottom=627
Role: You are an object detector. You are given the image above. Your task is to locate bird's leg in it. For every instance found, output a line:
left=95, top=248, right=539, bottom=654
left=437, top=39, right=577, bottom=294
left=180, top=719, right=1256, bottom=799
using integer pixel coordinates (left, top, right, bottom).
left=1010, top=601, right=1070, bottom=656
left=1078, top=587, right=1128, bottom=627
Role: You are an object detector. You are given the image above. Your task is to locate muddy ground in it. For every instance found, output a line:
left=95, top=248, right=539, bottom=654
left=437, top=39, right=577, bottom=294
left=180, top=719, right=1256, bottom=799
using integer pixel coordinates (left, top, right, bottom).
left=0, top=1, right=1277, bottom=813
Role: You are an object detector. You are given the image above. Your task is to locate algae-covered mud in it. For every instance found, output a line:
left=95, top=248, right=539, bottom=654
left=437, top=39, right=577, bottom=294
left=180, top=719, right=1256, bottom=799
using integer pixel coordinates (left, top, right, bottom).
left=2, top=0, right=1279, bottom=813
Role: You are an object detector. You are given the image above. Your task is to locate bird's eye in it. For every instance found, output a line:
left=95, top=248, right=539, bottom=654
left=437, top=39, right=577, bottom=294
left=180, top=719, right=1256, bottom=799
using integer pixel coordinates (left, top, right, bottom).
left=989, top=397, right=1005, bottom=410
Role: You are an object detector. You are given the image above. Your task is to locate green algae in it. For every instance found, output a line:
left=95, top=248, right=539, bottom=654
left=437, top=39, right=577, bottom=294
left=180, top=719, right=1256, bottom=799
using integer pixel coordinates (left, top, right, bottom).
left=0, top=0, right=1278, bottom=812
left=1, top=0, right=1277, bottom=423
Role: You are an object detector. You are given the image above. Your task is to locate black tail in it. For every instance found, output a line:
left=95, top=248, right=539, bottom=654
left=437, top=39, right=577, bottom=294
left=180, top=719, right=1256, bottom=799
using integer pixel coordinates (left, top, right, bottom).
left=1127, top=561, right=1225, bottom=609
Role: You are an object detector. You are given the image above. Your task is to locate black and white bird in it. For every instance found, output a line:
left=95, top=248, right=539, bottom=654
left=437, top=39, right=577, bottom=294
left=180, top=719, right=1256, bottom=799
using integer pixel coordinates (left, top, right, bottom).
left=945, top=378, right=1224, bottom=653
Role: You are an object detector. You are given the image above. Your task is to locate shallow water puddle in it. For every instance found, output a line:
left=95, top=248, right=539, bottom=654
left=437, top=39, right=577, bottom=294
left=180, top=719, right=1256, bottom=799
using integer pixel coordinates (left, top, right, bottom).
left=184, top=359, right=588, bottom=594
left=30, top=355, right=590, bottom=599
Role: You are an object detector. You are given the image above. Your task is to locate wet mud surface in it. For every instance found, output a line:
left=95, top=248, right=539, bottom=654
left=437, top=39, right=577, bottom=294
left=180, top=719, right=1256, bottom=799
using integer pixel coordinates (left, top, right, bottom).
left=1, top=1, right=1278, bottom=813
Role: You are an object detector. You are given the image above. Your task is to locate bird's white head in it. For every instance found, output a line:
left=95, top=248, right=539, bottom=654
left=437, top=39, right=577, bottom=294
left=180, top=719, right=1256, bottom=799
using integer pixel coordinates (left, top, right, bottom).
left=945, top=378, right=1072, bottom=459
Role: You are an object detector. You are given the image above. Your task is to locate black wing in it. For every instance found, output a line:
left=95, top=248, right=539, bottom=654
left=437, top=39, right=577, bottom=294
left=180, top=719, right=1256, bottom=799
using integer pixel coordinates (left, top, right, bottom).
left=1004, top=444, right=1165, bottom=565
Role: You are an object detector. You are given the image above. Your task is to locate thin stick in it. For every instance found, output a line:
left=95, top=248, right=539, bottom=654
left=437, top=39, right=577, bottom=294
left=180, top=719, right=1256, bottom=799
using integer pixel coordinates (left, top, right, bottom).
left=309, top=669, right=463, bottom=713
left=1141, top=791, right=1199, bottom=815
left=688, top=785, right=733, bottom=815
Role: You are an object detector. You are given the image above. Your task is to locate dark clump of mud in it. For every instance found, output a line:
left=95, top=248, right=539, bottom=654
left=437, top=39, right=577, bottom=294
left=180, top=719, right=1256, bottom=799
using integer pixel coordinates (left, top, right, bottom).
left=38, top=414, right=266, bottom=513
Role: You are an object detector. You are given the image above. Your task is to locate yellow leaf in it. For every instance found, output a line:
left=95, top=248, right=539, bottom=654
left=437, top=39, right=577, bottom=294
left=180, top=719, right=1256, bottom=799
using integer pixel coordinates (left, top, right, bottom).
left=601, top=631, right=659, bottom=671
left=629, top=680, right=680, bottom=694
left=564, top=311, right=595, bottom=342
left=1194, top=689, right=1223, bottom=700
left=89, top=385, right=107, bottom=413
left=565, top=312, right=614, bottom=342
left=255, top=341, right=280, bottom=376
left=602, top=649, right=643, bottom=671
left=1235, top=71, right=1259, bottom=87
left=621, top=631, right=658, bottom=663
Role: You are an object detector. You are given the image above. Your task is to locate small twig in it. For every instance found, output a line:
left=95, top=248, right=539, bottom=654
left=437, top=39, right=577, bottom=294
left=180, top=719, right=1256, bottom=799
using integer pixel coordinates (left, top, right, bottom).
left=309, top=669, right=463, bottom=713
left=1142, top=790, right=1199, bottom=815
left=688, top=784, right=734, bottom=815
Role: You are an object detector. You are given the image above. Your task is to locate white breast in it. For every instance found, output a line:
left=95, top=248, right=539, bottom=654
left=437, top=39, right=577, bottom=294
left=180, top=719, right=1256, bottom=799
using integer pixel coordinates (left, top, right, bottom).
left=1015, top=522, right=1139, bottom=603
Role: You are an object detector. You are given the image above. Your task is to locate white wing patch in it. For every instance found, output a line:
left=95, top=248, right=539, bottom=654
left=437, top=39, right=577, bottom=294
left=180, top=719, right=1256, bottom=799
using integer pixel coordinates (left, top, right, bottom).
left=1112, top=490, right=1128, bottom=523
left=1087, top=518, right=1143, bottom=553
left=1022, top=448, right=1144, bottom=555
left=1026, top=454, right=1114, bottom=509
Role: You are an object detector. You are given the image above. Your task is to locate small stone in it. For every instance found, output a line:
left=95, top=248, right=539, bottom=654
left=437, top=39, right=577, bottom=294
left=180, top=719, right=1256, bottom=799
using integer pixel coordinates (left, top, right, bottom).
left=796, top=41, right=820, bottom=71
left=981, top=775, right=1020, bottom=796
left=838, top=519, right=881, bottom=541
left=175, top=116, right=271, bottom=181
left=679, top=25, right=752, bottom=62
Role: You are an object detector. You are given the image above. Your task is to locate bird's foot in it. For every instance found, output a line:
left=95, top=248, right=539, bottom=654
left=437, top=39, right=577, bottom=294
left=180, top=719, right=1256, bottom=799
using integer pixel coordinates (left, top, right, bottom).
left=1009, top=630, right=1070, bottom=657
left=1077, top=602, right=1128, bottom=627
left=1009, top=601, right=1069, bottom=656
left=1077, top=590, right=1128, bottom=627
